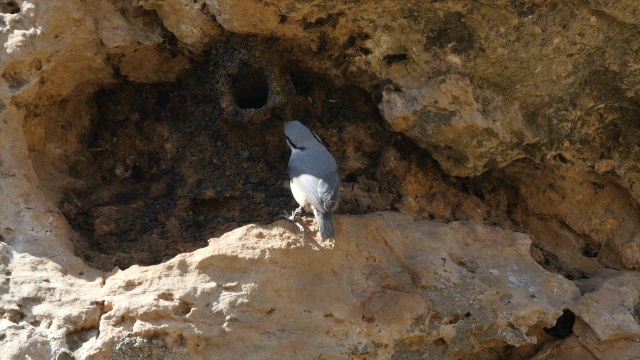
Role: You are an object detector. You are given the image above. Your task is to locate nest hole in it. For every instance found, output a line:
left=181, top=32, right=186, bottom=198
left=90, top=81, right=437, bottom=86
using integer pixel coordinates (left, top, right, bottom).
left=231, top=69, right=269, bottom=109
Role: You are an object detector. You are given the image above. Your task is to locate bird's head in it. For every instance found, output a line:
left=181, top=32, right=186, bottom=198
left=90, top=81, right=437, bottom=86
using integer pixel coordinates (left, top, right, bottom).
left=284, top=120, right=323, bottom=150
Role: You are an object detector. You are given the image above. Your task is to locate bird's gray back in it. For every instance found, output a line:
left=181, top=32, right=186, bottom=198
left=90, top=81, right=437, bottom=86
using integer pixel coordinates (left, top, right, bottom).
left=288, top=144, right=339, bottom=213
left=288, top=144, right=337, bottom=178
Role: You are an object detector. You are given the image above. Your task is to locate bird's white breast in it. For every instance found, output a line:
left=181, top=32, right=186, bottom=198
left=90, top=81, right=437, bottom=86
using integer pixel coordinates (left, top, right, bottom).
left=290, top=179, right=312, bottom=212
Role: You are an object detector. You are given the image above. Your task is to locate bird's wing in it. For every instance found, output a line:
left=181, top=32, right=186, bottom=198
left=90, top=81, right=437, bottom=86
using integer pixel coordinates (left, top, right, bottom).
left=288, top=149, right=339, bottom=213
left=290, top=174, right=324, bottom=211
left=317, top=170, right=340, bottom=212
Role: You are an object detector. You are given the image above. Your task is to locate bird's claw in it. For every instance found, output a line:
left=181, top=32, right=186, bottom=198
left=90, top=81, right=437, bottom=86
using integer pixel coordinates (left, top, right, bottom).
left=278, top=210, right=294, bottom=221
left=292, top=221, right=306, bottom=243
left=278, top=208, right=306, bottom=243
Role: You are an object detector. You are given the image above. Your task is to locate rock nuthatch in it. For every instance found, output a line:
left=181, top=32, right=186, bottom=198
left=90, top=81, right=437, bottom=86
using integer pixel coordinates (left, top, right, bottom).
left=283, top=121, right=340, bottom=239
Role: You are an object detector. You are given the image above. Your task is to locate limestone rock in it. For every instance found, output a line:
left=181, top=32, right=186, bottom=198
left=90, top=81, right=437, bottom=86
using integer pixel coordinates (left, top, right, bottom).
left=379, top=74, right=535, bottom=176
left=205, top=0, right=287, bottom=36
left=1, top=0, right=112, bottom=105
left=499, top=161, right=640, bottom=272
left=6, top=0, right=640, bottom=196
left=0, top=214, right=581, bottom=359
left=83, top=0, right=193, bottom=82
left=531, top=335, right=597, bottom=360
left=175, top=0, right=640, bottom=204
left=138, top=0, right=222, bottom=52
left=571, top=271, right=640, bottom=359
left=586, top=0, right=640, bottom=25
left=3, top=0, right=640, bottom=359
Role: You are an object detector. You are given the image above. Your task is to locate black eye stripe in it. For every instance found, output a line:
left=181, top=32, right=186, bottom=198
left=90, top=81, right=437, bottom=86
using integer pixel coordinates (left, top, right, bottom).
left=286, top=135, right=306, bottom=150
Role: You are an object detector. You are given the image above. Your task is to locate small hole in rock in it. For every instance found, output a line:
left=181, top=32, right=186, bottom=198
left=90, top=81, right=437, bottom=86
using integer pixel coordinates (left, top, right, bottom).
left=359, top=47, right=372, bottom=55
left=290, top=67, right=324, bottom=97
left=344, top=173, right=358, bottom=183
left=566, top=268, right=591, bottom=281
left=345, top=36, right=356, bottom=48
left=383, top=53, right=408, bottom=65
left=553, top=153, right=571, bottom=164
left=432, top=338, right=446, bottom=347
left=231, top=69, right=269, bottom=109
left=581, top=242, right=601, bottom=258
left=362, top=314, right=375, bottom=323
left=544, top=309, right=575, bottom=339
left=157, top=292, right=174, bottom=301
left=0, top=1, right=20, bottom=14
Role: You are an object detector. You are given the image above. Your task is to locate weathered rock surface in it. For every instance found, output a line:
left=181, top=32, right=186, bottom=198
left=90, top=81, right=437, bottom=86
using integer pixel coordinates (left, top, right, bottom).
left=572, top=271, right=640, bottom=359
left=3, top=0, right=640, bottom=359
left=171, top=0, right=640, bottom=193
left=2, top=213, right=579, bottom=359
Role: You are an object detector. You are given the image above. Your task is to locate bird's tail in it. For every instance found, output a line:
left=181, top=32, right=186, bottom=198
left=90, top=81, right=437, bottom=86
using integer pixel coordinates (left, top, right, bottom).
left=314, top=209, right=336, bottom=239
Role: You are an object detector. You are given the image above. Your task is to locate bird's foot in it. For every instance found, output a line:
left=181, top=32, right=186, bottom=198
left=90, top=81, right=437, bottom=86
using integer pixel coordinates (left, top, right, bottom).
left=278, top=210, right=294, bottom=221
left=278, top=205, right=303, bottom=220
left=292, top=220, right=306, bottom=244
left=278, top=208, right=306, bottom=243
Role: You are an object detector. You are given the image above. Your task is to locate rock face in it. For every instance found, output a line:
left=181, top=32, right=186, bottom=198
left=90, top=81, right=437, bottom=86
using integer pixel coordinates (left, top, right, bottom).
left=2, top=0, right=640, bottom=359
left=1, top=214, right=580, bottom=359
left=380, top=73, right=535, bottom=177
left=572, top=271, right=640, bottom=360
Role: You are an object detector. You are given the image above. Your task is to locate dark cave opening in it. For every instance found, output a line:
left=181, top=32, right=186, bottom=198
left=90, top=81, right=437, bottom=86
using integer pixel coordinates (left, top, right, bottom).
left=58, top=44, right=502, bottom=271
left=51, top=35, right=623, bottom=285
left=544, top=310, right=576, bottom=339
left=59, top=39, right=458, bottom=270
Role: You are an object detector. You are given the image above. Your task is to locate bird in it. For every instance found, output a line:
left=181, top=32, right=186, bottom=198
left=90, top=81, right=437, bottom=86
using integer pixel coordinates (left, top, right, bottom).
left=283, top=120, right=340, bottom=239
